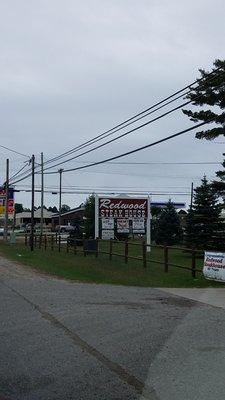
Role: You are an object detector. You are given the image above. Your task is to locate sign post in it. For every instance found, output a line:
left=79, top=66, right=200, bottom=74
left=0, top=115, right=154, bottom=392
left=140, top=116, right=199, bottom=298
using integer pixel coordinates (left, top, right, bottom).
left=94, top=194, right=99, bottom=239
left=146, top=195, right=151, bottom=253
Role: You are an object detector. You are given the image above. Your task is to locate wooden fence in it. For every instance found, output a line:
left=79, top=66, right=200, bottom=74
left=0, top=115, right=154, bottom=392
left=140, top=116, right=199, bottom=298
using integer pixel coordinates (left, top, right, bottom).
left=25, top=233, right=202, bottom=278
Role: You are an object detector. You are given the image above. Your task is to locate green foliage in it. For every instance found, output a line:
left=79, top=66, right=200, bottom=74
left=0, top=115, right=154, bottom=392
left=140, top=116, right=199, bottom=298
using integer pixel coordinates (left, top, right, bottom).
left=48, top=206, right=58, bottom=213
left=84, top=194, right=95, bottom=238
left=185, top=177, right=224, bottom=250
left=155, top=201, right=183, bottom=245
left=14, top=203, right=23, bottom=213
left=60, top=204, right=70, bottom=213
left=183, top=59, right=225, bottom=199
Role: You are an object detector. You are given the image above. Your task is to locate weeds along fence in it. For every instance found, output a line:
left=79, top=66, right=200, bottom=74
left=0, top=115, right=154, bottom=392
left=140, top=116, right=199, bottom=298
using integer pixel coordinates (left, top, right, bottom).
left=24, top=233, right=203, bottom=278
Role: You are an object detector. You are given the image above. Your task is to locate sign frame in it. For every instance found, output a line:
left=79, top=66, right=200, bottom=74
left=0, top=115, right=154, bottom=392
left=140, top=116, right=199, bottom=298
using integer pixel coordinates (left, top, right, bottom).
left=95, top=194, right=151, bottom=252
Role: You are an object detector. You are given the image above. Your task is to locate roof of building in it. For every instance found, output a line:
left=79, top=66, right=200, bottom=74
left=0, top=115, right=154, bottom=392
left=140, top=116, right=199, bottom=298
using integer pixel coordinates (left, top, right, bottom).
left=16, top=209, right=54, bottom=219
left=51, top=206, right=85, bottom=219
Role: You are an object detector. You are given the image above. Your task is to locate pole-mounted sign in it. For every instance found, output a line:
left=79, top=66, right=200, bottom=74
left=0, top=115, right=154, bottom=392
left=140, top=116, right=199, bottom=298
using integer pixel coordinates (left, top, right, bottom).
left=95, top=194, right=151, bottom=251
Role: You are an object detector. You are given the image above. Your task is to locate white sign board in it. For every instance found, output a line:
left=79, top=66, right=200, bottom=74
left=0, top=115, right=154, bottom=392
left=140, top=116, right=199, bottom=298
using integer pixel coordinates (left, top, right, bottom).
left=102, top=230, right=114, bottom=240
left=101, top=218, right=114, bottom=230
left=117, top=219, right=129, bottom=233
left=203, top=252, right=225, bottom=282
left=132, top=218, right=145, bottom=233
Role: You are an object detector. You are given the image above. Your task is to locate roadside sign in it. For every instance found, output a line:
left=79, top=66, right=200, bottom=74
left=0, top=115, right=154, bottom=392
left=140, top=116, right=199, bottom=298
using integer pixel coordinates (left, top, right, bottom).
left=0, top=187, right=14, bottom=219
left=203, top=251, right=225, bottom=282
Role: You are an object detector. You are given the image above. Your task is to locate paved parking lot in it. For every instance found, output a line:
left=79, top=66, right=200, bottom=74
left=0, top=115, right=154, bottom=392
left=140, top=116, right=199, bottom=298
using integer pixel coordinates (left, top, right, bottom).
left=1, top=256, right=225, bottom=399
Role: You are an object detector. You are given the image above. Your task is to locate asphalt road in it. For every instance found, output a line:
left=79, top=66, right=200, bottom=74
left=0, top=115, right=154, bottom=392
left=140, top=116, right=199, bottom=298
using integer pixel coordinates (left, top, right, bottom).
left=1, top=256, right=225, bottom=399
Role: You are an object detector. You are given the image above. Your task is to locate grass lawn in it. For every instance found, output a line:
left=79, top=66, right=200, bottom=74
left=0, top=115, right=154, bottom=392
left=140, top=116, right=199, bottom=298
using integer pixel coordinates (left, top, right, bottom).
left=0, top=239, right=224, bottom=288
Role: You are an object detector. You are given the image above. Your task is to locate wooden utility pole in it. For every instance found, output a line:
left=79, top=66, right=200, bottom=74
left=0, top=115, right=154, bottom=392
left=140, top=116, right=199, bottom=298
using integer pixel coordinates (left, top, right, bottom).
left=40, top=152, right=44, bottom=236
left=58, top=169, right=63, bottom=229
left=30, top=155, right=35, bottom=251
left=4, top=158, right=9, bottom=241
left=190, top=182, right=194, bottom=210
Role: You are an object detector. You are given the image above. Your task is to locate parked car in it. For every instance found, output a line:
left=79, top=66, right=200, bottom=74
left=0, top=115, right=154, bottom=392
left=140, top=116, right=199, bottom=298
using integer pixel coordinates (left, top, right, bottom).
left=0, top=228, right=4, bottom=236
left=57, top=225, right=75, bottom=233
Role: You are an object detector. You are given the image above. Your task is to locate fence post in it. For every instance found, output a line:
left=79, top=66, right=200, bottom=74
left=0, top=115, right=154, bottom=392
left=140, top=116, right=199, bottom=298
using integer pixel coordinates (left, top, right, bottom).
left=39, top=235, right=42, bottom=249
left=44, top=234, right=47, bottom=251
left=51, top=234, right=54, bottom=251
left=58, top=235, right=61, bottom=253
left=125, top=240, right=128, bottom=264
left=25, top=233, right=27, bottom=246
left=34, top=234, right=37, bottom=248
left=191, top=250, right=196, bottom=278
left=74, top=240, right=77, bottom=255
left=142, top=240, right=147, bottom=268
left=83, top=240, right=87, bottom=257
left=66, top=238, right=69, bottom=253
left=109, top=239, right=113, bottom=260
left=164, top=246, right=168, bottom=273
left=95, top=238, right=98, bottom=258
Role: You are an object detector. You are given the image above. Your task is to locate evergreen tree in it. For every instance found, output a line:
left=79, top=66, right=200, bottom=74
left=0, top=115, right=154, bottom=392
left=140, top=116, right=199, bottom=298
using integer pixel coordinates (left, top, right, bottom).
left=155, top=201, right=183, bottom=245
left=182, top=59, right=225, bottom=199
left=48, top=206, right=58, bottom=213
left=185, top=177, right=224, bottom=250
left=60, top=204, right=70, bottom=213
left=14, top=203, right=23, bottom=213
left=84, top=194, right=95, bottom=238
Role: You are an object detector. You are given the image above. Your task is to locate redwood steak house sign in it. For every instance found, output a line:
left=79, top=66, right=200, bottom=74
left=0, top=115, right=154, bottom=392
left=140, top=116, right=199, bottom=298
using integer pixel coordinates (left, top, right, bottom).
left=203, top=252, right=225, bottom=282
left=99, top=197, right=148, bottom=218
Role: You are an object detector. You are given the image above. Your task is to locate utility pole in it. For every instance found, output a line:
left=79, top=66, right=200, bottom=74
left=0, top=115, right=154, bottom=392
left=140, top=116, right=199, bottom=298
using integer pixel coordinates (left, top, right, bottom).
left=58, top=169, right=63, bottom=229
left=4, top=158, right=9, bottom=241
left=40, top=152, right=44, bottom=236
left=30, top=155, right=35, bottom=251
left=190, top=182, right=194, bottom=210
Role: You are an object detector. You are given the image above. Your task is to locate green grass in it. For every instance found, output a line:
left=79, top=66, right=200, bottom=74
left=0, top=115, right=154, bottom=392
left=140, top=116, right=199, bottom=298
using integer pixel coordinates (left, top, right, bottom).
left=0, top=240, right=224, bottom=288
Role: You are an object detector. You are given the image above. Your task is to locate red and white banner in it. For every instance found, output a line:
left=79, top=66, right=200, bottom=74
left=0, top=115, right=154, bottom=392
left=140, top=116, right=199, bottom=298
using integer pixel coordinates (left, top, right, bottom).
left=99, top=197, right=148, bottom=219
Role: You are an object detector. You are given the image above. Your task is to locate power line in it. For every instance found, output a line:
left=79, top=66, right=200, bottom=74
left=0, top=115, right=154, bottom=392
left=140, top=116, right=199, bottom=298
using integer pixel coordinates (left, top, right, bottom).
left=42, top=160, right=220, bottom=166
left=38, top=74, right=225, bottom=173
left=41, top=100, right=191, bottom=172
left=8, top=162, right=30, bottom=182
left=43, top=121, right=210, bottom=175
left=42, top=65, right=223, bottom=167
left=9, top=68, right=224, bottom=184
left=43, top=91, right=190, bottom=167
left=0, top=144, right=30, bottom=159
left=15, top=189, right=191, bottom=195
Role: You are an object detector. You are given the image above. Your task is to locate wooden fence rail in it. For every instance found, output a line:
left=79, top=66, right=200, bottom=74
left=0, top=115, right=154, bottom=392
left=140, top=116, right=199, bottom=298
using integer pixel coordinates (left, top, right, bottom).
left=25, top=234, right=202, bottom=278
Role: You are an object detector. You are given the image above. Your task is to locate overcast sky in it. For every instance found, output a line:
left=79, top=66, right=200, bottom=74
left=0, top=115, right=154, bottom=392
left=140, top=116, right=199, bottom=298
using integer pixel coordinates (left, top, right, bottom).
left=0, top=0, right=224, bottom=209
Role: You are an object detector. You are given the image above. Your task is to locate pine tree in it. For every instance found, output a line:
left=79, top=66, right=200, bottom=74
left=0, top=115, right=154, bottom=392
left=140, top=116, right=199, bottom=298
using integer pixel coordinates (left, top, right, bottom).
left=155, top=201, right=183, bottom=246
left=84, top=194, right=95, bottom=238
left=182, top=59, right=225, bottom=199
left=185, top=177, right=224, bottom=250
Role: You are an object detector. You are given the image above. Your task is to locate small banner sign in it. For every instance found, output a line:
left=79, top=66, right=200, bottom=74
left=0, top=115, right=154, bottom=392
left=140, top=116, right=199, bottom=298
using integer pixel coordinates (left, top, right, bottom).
left=117, top=219, right=129, bottom=233
left=203, top=252, right=225, bottom=282
left=101, top=218, right=114, bottom=230
left=102, top=230, right=114, bottom=240
left=132, top=218, right=145, bottom=233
